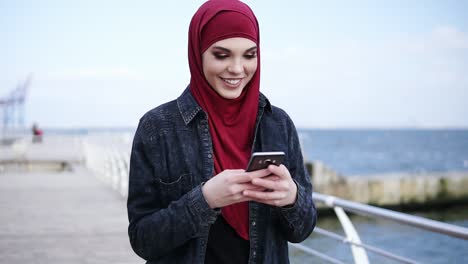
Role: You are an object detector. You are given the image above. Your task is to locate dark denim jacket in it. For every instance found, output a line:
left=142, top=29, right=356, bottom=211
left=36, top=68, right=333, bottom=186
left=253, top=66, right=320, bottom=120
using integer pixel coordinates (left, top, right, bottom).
left=127, top=88, right=317, bottom=264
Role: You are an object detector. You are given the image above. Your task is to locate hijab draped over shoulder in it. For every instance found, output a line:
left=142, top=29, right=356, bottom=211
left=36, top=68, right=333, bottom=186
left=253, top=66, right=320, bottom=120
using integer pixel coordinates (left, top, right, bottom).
left=188, top=0, right=260, bottom=240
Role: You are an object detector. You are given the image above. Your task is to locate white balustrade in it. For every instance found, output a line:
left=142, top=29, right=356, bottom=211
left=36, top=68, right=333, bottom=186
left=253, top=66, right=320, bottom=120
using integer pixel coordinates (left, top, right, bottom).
left=82, top=133, right=132, bottom=199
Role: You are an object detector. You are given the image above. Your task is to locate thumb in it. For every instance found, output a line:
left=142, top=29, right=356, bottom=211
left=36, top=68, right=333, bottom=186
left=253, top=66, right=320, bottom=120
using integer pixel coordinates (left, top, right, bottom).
left=268, top=164, right=286, bottom=177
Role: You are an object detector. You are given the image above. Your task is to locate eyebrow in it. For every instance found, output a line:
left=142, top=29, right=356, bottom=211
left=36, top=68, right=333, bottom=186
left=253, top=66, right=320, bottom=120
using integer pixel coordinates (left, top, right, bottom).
left=211, top=46, right=258, bottom=53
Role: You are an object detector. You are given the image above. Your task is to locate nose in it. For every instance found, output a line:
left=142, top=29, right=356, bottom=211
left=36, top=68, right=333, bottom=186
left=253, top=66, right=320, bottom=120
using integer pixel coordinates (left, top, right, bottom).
left=227, top=59, right=243, bottom=75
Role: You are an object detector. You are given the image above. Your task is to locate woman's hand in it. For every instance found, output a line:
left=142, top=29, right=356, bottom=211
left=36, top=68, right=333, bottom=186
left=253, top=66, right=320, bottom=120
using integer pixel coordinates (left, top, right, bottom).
left=242, top=164, right=297, bottom=207
left=202, top=169, right=270, bottom=208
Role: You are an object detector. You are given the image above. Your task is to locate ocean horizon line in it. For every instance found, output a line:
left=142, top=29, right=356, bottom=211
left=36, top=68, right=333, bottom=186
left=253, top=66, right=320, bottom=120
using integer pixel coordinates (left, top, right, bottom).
left=18, top=125, right=468, bottom=131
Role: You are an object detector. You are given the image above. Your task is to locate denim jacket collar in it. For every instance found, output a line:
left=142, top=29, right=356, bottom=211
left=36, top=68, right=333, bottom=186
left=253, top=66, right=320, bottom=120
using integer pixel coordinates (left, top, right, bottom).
left=177, top=87, right=203, bottom=125
left=259, top=92, right=272, bottom=112
left=177, top=86, right=272, bottom=126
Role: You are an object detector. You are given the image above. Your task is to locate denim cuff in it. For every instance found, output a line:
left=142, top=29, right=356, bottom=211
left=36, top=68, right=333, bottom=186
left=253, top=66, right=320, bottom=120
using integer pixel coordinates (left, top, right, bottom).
left=188, top=184, right=220, bottom=227
left=279, top=179, right=305, bottom=230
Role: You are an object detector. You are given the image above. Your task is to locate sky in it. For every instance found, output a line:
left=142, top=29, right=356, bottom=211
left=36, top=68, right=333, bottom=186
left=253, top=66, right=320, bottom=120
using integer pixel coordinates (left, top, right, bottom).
left=1, top=0, right=468, bottom=129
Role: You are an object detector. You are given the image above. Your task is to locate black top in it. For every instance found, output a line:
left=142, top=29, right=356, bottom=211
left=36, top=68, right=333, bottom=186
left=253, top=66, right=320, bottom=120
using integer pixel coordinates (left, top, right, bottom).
left=205, top=216, right=250, bottom=264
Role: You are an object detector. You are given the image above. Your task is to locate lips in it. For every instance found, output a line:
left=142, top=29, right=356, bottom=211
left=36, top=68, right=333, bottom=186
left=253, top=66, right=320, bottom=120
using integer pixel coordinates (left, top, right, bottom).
left=220, top=77, right=243, bottom=88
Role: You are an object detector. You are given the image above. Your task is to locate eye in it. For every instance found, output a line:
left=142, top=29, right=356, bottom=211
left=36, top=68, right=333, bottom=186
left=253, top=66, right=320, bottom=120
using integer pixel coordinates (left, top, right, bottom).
left=244, top=52, right=257, bottom=59
left=213, top=52, right=228, bottom=60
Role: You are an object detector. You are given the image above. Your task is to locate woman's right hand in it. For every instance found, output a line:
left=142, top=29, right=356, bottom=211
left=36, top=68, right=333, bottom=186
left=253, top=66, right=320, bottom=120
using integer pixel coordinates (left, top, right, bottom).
left=202, top=169, right=271, bottom=208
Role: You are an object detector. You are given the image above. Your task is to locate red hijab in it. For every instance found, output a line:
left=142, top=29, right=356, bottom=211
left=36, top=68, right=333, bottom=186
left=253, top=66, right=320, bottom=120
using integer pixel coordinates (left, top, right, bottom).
left=188, top=0, right=260, bottom=240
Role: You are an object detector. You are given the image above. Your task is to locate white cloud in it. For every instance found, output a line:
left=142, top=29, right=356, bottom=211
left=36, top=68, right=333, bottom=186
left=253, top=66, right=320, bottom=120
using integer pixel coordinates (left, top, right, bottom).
left=429, top=26, right=468, bottom=50
left=261, top=26, right=468, bottom=128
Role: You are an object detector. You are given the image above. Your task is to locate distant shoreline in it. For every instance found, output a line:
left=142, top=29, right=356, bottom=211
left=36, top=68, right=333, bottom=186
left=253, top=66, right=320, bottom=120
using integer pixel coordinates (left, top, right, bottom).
left=5, top=126, right=468, bottom=134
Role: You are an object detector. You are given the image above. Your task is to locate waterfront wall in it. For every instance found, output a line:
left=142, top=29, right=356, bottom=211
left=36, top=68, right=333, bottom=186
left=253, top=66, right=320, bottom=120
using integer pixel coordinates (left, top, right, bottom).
left=307, top=161, right=468, bottom=208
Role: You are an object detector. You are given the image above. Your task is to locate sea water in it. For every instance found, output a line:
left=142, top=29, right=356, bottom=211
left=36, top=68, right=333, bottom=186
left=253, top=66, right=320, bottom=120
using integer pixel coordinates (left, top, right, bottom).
left=299, top=129, right=468, bottom=176
left=290, top=205, right=468, bottom=264
left=295, top=129, right=468, bottom=263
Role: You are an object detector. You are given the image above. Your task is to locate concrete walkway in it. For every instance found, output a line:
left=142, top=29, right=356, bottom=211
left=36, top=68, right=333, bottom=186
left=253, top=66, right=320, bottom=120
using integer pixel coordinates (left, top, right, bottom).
left=0, top=140, right=143, bottom=263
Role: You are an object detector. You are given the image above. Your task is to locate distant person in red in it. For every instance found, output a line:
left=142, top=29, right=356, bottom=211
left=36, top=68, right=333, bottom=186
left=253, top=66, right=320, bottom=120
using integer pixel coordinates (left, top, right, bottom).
left=32, top=123, right=43, bottom=143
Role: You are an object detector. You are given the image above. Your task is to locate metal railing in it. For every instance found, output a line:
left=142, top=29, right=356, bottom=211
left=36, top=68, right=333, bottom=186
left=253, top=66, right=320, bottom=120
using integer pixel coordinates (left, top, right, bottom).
left=313, top=193, right=468, bottom=240
left=289, top=192, right=468, bottom=264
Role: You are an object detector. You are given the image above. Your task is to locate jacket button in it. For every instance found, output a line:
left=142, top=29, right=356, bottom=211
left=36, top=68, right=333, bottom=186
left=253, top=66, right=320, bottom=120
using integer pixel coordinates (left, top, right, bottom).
left=207, top=154, right=212, bottom=158
left=252, top=221, right=256, bottom=226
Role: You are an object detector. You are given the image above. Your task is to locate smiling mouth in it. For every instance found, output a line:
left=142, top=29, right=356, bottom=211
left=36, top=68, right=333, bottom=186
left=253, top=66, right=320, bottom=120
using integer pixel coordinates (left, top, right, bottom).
left=220, top=77, right=242, bottom=86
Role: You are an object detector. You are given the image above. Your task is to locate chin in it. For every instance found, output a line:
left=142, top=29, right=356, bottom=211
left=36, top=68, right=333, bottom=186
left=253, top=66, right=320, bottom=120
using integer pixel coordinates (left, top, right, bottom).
left=219, top=90, right=243, bottom=99
left=214, top=86, right=244, bottom=99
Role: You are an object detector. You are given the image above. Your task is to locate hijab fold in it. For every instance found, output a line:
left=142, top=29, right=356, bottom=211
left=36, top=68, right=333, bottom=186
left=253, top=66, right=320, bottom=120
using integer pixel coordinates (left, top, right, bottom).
left=188, top=0, right=261, bottom=240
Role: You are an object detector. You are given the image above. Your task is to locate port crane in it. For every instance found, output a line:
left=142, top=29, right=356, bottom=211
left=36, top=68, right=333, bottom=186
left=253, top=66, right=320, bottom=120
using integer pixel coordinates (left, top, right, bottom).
left=0, top=74, right=32, bottom=132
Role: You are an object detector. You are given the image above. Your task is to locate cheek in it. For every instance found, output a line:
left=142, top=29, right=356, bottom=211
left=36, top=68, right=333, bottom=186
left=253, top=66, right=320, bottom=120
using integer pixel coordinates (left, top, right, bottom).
left=203, top=60, right=225, bottom=78
left=245, top=60, right=258, bottom=76
left=202, top=54, right=221, bottom=81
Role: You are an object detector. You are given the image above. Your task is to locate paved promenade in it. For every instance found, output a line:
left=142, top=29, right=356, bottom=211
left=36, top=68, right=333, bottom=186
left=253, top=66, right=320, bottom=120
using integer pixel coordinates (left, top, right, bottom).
left=0, top=138, right=142, bottom=263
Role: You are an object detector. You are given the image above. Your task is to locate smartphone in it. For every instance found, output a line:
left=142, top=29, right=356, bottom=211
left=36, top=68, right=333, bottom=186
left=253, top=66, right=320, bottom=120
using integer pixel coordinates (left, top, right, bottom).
left=246, top=151, right=285, bottom=172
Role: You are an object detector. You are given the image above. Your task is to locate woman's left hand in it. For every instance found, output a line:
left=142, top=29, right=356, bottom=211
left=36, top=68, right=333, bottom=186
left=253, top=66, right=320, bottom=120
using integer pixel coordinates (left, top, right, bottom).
left=242, top=164, right=297, bottom=207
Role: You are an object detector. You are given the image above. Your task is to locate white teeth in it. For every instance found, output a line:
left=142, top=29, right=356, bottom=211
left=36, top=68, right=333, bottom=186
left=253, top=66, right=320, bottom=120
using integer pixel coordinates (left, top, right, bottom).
left=222, top=78, right=241, bottom=85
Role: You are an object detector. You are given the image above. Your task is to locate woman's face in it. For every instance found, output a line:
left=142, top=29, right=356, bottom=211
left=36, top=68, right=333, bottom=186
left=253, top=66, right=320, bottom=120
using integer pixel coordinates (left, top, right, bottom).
left=202, top=37, right=258, bottom=99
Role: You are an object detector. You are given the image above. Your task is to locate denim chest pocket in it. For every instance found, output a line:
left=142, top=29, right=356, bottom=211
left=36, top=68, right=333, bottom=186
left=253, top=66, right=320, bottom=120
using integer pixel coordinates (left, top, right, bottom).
left=154, top=172, right=192, bottom=207
left=152, top=127, right=198, bottom=206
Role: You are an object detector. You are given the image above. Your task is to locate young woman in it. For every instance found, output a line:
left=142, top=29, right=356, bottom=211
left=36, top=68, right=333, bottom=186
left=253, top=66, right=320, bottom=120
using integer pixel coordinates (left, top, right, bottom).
left=127, top=1, right=317, bottom=263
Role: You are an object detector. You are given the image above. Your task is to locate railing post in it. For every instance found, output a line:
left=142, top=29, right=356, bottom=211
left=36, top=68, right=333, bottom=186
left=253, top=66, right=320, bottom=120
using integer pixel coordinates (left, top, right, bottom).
left=333, top=207, right=369, bottom=264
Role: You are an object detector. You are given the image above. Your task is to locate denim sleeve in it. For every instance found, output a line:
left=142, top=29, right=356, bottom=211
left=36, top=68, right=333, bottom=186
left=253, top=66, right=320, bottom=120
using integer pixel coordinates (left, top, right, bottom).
left=277, top=115, right=317, bottom=243
left=127, top=119, right=219, bottom=261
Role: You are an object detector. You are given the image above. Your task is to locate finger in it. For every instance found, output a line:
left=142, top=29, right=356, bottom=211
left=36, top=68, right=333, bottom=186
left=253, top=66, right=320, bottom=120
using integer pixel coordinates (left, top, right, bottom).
left=225, top=171, right=252, bottom=183
left=268, top=164, right=289, bottom=179
left=218, top=181, right=267, bottom=199
left=259, top=175, right=281, bottom=181
left=247, top=168, right=272, bottom=180
left=243, top=189, right=287, bottom=201
left=238, top=182, right=267, bottom=191
left=231, top=193, right=251, bottom=202
left=226, top=184, right=246, bottom=195
left=226, top=169, right=246, bottom=173
left=227, top=182, right=261, bottom=195
left=224, top=168, right=271, bottom=184
left=251, top=178, right=288, bottom=191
